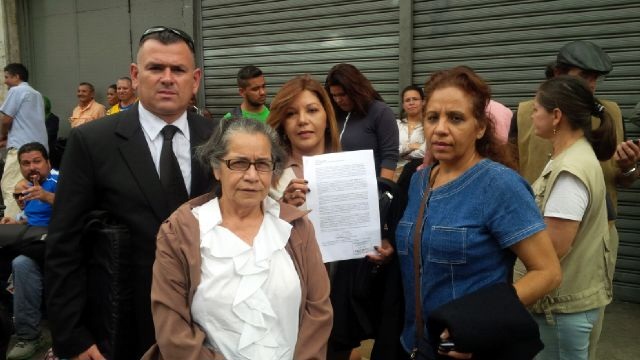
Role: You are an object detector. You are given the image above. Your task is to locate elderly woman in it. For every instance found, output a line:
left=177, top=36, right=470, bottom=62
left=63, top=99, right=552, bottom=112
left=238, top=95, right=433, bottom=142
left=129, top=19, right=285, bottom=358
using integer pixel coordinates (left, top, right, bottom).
left=396, top=67, right=561, bottom=359
left=519, top=75, right=616, bottom=360
left=143, top=118, right=332, bottom=360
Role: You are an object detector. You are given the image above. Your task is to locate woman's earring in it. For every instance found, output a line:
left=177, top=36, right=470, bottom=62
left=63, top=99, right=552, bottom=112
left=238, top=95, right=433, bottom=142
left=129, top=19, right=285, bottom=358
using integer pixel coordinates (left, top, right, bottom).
left=553, top=127, right=557, bottom=135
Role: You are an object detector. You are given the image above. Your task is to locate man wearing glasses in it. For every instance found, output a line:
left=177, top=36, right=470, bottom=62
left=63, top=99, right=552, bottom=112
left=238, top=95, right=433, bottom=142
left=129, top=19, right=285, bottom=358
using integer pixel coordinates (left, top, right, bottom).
left=45, top=26, right=217, bottom=360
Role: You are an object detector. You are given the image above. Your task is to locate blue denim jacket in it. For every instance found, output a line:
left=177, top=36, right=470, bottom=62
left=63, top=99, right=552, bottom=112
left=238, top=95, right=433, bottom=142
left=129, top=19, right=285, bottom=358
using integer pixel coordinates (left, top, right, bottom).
left=397, top=159, right=545, bottom=352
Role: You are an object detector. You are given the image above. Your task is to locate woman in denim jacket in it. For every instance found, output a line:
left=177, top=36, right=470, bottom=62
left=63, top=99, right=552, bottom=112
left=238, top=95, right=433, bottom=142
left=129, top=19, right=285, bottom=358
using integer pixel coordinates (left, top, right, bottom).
left=396, top=66, right=561, bottom=359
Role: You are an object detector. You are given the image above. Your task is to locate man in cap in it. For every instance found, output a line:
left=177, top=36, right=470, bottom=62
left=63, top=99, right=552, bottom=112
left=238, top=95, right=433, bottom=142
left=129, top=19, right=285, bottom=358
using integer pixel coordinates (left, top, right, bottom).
left=511, top=40, right=639, bottom=360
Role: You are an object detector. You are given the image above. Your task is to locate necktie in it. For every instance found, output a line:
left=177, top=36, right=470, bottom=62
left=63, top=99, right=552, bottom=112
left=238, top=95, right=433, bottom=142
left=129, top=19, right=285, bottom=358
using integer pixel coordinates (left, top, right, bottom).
left=160, top=125, right=188, bottom=211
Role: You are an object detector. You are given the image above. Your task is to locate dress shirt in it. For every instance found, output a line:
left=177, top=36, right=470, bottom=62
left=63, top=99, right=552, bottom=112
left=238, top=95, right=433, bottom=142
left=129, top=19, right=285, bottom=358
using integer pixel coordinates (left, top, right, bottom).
left=0, top=82, right=48, bottom=150
left=138, top=103, right=192, bottom=194
left=191, top=197, right=302, bottom=359
left=70, top=99, right=106, bottom=127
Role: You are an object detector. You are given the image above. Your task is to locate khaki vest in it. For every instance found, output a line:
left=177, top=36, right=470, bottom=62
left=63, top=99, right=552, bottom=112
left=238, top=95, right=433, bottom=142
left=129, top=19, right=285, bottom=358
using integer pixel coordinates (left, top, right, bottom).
left=516, top=99, right=624, bottom=207
left=517, top=138, right=612, bottom=314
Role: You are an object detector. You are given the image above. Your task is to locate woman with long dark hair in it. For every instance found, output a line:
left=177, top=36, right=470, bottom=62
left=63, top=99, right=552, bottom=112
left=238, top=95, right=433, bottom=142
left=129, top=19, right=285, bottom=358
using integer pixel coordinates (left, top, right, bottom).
left=325, top=63, right=399, bottom=180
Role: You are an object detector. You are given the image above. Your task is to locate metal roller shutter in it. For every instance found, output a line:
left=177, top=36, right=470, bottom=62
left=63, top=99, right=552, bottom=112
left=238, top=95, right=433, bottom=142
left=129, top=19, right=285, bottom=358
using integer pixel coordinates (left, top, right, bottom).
left=413, top=0, right=640, bottom=302
left=199, top=0, right=400, bottom=119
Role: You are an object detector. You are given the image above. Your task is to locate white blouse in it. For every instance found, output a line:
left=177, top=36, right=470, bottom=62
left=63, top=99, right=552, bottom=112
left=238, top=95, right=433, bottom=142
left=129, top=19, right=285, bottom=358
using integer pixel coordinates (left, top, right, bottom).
left=396, top=118, right=426, bottom=167
left=190, top=197, right=302, bottom=360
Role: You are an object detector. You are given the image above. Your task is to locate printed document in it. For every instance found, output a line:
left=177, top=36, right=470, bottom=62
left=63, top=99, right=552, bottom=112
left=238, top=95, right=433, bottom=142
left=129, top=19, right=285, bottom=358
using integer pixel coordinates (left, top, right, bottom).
left=303, top=150, right=381, bottom=262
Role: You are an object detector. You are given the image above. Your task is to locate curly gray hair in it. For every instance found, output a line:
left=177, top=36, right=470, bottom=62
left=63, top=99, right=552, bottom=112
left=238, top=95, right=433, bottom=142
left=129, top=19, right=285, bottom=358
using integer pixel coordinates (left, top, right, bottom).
left=197, top=117, right=286, bottom=176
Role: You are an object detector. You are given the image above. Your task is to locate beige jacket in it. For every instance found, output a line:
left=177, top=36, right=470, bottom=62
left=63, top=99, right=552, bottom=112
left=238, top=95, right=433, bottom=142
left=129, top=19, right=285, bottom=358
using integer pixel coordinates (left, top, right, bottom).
left=142, top=193, right=332, bottom=360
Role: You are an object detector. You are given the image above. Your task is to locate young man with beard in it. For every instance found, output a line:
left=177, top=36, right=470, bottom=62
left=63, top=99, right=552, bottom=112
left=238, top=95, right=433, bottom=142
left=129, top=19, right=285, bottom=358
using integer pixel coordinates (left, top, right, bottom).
left=223, top=65, right=269, bottom=122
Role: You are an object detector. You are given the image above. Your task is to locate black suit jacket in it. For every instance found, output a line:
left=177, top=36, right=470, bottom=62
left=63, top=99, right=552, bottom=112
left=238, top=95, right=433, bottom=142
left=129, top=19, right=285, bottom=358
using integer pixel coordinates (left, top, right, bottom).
left=45, top=104, right=216, bottom=358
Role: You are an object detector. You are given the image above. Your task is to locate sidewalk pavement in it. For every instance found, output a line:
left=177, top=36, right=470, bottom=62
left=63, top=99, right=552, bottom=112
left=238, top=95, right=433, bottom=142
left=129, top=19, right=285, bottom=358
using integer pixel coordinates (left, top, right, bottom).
left=358, top=300, right=640, bottom=360
left=8, top=301, right=640, bottom=359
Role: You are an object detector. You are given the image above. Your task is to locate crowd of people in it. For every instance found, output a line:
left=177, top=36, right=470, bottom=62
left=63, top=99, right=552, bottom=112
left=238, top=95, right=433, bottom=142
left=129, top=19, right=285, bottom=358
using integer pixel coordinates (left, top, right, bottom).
left=0, top=25, right=637, bottom=360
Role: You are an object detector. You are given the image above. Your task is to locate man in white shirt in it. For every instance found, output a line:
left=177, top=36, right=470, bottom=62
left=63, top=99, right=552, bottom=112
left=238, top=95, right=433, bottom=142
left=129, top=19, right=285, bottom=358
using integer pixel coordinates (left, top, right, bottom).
left=0, top=63, right=48, bottom=219
left=45, top=26, right=218, bottom=360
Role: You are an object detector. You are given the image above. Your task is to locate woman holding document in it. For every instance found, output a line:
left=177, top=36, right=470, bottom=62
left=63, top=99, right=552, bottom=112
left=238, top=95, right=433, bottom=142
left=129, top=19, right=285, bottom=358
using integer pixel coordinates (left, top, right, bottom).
left=267, top=73, right=405, bottom=359
left=267, top=74, right=341, bottom=205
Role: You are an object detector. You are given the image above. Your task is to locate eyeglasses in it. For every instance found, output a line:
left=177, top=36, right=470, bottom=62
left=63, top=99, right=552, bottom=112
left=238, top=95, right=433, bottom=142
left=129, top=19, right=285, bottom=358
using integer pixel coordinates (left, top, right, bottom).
left=219, top=158, right=275, bottom=173
left=140, top=26, right=195, bottom=53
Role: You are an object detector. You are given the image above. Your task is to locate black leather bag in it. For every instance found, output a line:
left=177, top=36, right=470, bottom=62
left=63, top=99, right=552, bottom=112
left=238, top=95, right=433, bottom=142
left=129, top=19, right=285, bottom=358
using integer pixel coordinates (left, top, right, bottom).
left=426, top=282, right=544, bottom=360
left=82, top=211, right=134, bottom=360
left=0, top=225, right=47, bottom=249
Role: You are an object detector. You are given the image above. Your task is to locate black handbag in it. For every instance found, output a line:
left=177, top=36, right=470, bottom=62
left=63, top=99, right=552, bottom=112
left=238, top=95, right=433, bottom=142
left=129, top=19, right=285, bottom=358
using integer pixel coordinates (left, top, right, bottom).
left=82, top=211, right=134, bottom=360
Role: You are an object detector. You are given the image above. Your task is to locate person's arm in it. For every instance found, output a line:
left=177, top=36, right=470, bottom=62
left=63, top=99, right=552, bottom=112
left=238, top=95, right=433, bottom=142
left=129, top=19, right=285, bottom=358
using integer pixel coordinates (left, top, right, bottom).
left=21, top=184, right=55, bottom=204
left=293, top=217, right=333, bottom=359
left=614, top=140, right=640, bottom=188
left=375, top=105, right=399, bottom=180
left=150, top=219, right=217, bottom=360
left=0, top=113, right=13, bottom=143
left=510, top=230, right=562, bottom=306
left=45, top=128, right=101, bottom=358
left=544, top=217, right=579, bottom=259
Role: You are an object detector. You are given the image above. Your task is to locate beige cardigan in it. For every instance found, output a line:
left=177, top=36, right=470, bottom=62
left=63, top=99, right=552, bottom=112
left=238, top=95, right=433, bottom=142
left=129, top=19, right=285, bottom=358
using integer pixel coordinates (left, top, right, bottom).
left=142, top=193, right=333, bottom=360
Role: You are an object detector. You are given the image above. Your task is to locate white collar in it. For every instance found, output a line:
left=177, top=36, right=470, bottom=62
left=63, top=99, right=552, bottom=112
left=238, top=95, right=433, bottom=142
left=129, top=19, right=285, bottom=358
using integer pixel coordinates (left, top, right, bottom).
left=138, top=102, right=190, bottom=141
left=194, top=197, right=292, bottom=259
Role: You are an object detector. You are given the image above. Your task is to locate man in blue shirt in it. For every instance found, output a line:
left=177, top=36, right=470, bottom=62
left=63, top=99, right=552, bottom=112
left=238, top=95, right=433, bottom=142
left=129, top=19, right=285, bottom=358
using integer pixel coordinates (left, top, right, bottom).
left=0, top=64, right=48, bottom=219
left=0, top=142, right=57, bottom=360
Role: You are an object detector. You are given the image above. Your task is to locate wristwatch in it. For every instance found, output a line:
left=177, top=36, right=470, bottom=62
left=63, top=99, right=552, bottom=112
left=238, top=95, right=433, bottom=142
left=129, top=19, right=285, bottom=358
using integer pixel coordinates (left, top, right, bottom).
left=621, top=166, right=637, bottom=177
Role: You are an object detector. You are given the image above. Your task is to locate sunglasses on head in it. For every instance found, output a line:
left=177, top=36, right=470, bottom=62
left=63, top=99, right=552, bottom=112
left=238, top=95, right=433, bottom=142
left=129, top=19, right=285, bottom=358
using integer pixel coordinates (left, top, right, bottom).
left=140, top=26, right=195, bottom=53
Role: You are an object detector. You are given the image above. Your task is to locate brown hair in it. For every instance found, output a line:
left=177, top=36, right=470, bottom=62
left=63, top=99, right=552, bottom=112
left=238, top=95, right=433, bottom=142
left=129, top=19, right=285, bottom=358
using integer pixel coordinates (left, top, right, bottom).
left=267, top=74, right=341, bottom=154
left=324, top=63, right=383, bottom=116
left=424, top=66, right=516, bottom=169
left=536, top=75, right=616, bottom=161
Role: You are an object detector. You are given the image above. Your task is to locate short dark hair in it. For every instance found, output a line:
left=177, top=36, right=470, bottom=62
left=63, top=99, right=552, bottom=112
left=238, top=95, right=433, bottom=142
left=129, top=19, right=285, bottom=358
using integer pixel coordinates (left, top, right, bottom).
left=324, top=63, right=383, bottom=116
left=237, top=66, right=263, bottom=88
left=138, top=26, right=195, bottom=54
left=118, top=76, right=132, bottom=83
left=4, top=63, right=28, bottom=82
left=108, top=84, right=117, bottom=91
left=399, top=84, right=425, bottom=121
left=79, top=82, right=95, bottom=92
left=18, top=142, right=49, bottom=161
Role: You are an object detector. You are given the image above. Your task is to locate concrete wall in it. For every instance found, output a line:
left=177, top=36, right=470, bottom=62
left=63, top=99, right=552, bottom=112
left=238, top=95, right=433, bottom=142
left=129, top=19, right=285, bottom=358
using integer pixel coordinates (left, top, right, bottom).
left=24, top=0, right=194, bottom=137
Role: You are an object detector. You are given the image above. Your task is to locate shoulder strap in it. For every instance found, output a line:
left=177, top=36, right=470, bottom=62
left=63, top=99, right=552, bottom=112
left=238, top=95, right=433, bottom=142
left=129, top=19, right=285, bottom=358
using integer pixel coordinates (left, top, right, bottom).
left=413, top=167, right=438, bottom=349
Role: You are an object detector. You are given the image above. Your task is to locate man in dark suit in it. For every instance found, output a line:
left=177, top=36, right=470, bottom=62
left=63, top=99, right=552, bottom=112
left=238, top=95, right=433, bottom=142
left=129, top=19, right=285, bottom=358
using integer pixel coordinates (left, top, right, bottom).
left=45, top=27, right=217, bottom=360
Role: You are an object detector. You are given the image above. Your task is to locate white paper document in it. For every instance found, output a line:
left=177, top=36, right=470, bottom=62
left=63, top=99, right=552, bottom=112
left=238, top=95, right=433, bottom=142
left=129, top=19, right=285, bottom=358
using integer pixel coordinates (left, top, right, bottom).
left=303, top=150, right=381, bottom=263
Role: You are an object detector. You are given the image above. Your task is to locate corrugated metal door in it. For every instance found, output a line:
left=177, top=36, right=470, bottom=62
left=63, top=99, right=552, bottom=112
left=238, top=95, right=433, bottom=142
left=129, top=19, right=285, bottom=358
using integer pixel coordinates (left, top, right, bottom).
left=413, top=0, right=640, bottom=302
left=199, top=0, right=400, bottom=119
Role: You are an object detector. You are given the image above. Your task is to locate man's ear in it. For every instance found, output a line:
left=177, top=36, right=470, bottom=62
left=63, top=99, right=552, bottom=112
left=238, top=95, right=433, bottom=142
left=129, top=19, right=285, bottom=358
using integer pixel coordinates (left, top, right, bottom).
left=130, top=63, right=139, bottom=90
